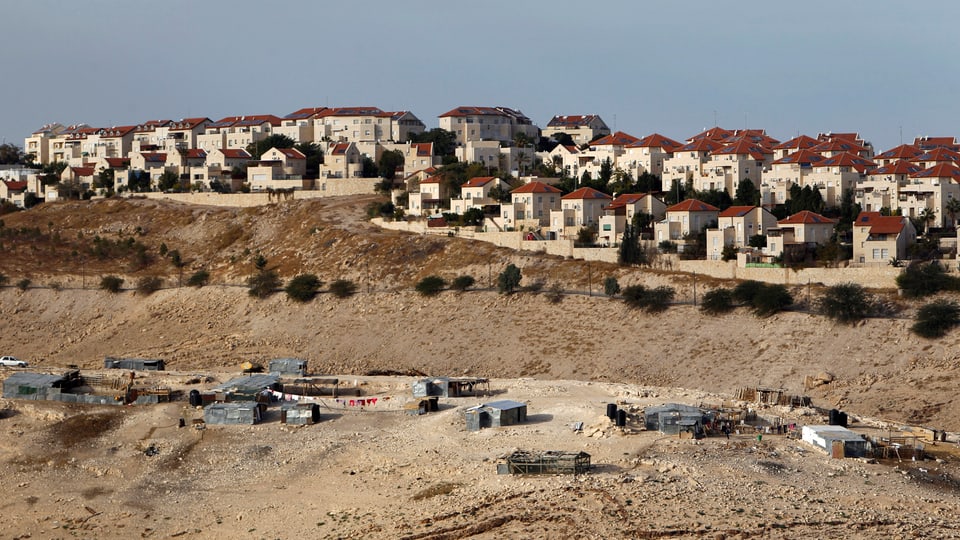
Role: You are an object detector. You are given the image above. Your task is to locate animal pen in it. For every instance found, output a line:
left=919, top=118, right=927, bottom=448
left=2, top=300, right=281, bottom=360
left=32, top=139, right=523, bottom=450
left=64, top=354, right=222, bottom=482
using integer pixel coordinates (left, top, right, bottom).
left=497, top=450, right=591, bottom=475
left=103, top=357, right=165, bottom=371
left=735, top=386, right=810, bottom=407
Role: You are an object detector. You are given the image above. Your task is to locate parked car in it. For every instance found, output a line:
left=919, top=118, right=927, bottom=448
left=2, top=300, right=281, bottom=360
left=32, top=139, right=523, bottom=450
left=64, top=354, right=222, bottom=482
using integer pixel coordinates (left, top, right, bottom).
left=0, top=356, right=27, bottom=367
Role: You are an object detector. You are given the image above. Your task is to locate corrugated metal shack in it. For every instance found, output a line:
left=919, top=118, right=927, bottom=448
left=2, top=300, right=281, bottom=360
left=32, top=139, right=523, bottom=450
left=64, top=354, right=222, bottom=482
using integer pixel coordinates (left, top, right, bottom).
left=104, top=357, right=165, bottom=371
left=644, top=403, right=712, bottom=436
left=280, top=402, right=321, bottom=425
left=204, top=402, right=265, bottom=425
left=269, top=358, right=308, bottom=376
left=801, top=425, right=871, bottom=458
left=497, top=450, right=591, bottom=475
left=213, top=374, right=280, bottom=402
left=3, top=372, right=73, bottom=400
left=465, top=400, right=527, bottom=431
left=412, top=377, right=490, bottom=398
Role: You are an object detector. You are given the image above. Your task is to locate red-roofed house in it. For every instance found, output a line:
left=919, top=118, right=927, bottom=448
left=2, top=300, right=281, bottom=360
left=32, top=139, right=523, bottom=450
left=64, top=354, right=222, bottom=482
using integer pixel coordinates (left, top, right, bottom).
left=913, top=136, right=960, bottom=152
left=700, top=138, right=772, bottom=195
left=621, top=133, right=683, bottom=177
left=900, top=163, right=960, bottom=228
left=248, top=147, right=308, bottom=191
left=874, top=144, right=922, bottom=167
left=705, top=206, right=778, bottom=260
left=765, top=211, right=836, bottom=259
left=852, top=212, right=916, bottom=265
left=0, top=180, right=30, bottom=207
left=166, top=117, right=211, bottom=150
left=772, top=135, right=820, bottom=160
left=857, top=160, right=921, bottom=213
left=598, top=193, right=667, bottom=245
left=806, top=152, right=877, bottom=207
left=439, top=106, right=538, bottom=146
left=542, top=115, right=610, bottom=145
left=761, top=150, right=826, bottom=207
left=321, top=142, right=362, bottom=179
left=654, top=199, right=720, bottom=245
left=661, top=139, right=725, bottom=191
left=408, top=174, right=450, bottom=216
left=449, top=176, right=508, bottom=214
left=60, top=166, right=97, bottom=192
left=549, top=187, right=612, bottom=240
left=501, top=181, right=562, bottom=229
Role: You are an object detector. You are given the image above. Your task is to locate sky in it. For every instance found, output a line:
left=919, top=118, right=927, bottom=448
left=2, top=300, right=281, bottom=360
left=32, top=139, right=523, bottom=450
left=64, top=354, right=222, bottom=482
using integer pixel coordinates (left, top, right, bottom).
left=3, top=1, right=959, bottom=152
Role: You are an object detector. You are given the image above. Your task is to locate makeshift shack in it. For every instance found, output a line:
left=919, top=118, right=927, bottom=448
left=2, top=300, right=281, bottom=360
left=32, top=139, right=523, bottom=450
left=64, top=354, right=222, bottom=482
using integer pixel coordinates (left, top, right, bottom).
left=3, top=372, right=72, bottom=400
left=497, top=450, right=591, bottom=475
left=204, top=402, right=264, bottom=425
left=280, top=402, right=321, bottom=425
left=412, top=377, right=490, bottom=398
left=465, top=400, right=527, bottom=431
left=644, top=403, right=714, bottom=437
left=103, top=357, right=165, bottom=371
left=404, top=397, right=440, bottom=416
left=269, top=358, right=308, bottom=376
left=801, top=425, right=870, bottom=458
left=213, top=374, right=280, bottom=402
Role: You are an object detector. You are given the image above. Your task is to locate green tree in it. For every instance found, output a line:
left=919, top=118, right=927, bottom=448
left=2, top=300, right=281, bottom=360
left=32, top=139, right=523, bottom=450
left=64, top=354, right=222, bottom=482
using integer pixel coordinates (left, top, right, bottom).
left=378, top=149, right=405, bottom=181
left=700, top=288, right=734, bottom=315
left=946, top=197, right=960, bottom=228
left=415, top=275, right=446, bottom=296
left=95, top=168, right=115, bottom=192
left=734, top=179, right=759, bottom=206
left=603, top=276, right=621, bottom=297
left=285, top=274, right=322, bottom=302
left=497, top=264, right=522, bottom=294
left=295, top=142, right=323, bottom=177
left=16, top=278, right=30, bottom=291
left=618, top=223, right=642, bottom=265
left=896, top=261, right=960, bottom=298
left=329, top=279, right=357, bottom=298
left=551, top=132, right=575, bottom=147
left=136, top=276, right=163, bottom=295
left=247, top=255, right=280, bottom=298
left=732, top=280, right=765, bottom=304
left=622, top=284, right=674, bottom=312
left=462, top=207, right=485, bottom=226
left=912, top=299, right=960, bottom=338
left=748, top=234, right=766, bottom=249
left=100, top=275, right=124, bottom=293
left=819, top=283, right=871, bottom=324
left=0, top=143, right=22, bottom=164
left=408, top=128, right=457, bottom=156
left=576, top=226, right=596, bottom=245
left=157, top=170, right=180, bottom=192
left=246, top=134, right=296, bottom=160
left=451, top=275, right=475, bottom=291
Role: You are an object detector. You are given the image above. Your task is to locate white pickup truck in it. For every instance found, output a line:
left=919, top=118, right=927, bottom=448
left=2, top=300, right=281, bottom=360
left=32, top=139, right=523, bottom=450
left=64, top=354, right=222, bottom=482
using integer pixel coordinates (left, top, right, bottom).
left=0, top=356, right=27, bottom=367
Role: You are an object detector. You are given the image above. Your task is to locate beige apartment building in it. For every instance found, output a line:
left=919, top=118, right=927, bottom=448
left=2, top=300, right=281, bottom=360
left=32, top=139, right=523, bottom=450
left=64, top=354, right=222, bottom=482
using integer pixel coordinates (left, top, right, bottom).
left=549, top=187, right=612, bottom=241
left=706, top=206, right=778, bottom=260
left=661, top=138, right=724, bottom=192
left=804, top=152, right=876, bottom=207
left=619, top=133, right=682, bottom=177
left=449, top=176, right=507, bottom=214
left=873, top=144, right=922, bottom=167
left=771, top=135, right=819, bottom=160
left=855, top=160, right=920, bottom=213
left=852, top=212, right=916, bottom=265
left=899, top=163, right=960, bottom=228
left=542, top=115, right=610, bottom=145
left=760, top=150, right=826, bottom=207
left=597, top=193, right=667, bottom=246
left=500, top=181, right=562, bottom=230
left=654, top=199, right=720, bottom=244
left=439, top=106, right=539, bottom=146
left=699, top=138, right=771, bottom=195
left=764, top=210, right=835, bottom=259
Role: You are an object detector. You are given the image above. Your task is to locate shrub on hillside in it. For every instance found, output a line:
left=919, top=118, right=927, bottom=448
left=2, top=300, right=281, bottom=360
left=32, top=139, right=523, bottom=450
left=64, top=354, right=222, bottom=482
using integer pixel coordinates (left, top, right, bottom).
left=603, top=276, right=621, bottom=297
left=896, top=261, right=960, bottom=298
left=819, top=283, right=871, bottom=325
left=545, top=283, right=564, bottom=304
left=329, top=279, right=357, bottom=298
left=497, top=264, right=522, bottom=294
left=450, top=275, right=475, bottom=292
left=622, top=284, right=675, bottom=312
left=285, top=274, right=322, bottom=302
left=16, top=278, right=30, bottom=291
left=912, top=299, right=960, bottom=339
left=137, top=276, right=163, bottom=295
left=100, top=275, right=124, bottom=293
left=247, top=270, right=280, bottom=298
left=700, top=288, right=734, bottom=315
left=186, top=270, right=210, bottom=288
left=415, top=275, right=446, bottom=297
left=732, top=280, right=764, bottom=304
left=751, top=283, right=793, bottom=317
left=0, top=273, right=7, bottom=287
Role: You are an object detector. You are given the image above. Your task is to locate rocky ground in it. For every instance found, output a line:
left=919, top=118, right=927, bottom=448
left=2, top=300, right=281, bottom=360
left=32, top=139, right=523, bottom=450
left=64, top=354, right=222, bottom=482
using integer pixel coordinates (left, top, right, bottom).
left=0, top=194, right=959, bottom=538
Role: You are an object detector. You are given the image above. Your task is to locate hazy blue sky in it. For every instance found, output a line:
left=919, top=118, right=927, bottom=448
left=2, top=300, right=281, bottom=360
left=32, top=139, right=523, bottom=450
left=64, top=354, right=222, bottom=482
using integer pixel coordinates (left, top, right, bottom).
left=4, top=1, right=958, bottom=151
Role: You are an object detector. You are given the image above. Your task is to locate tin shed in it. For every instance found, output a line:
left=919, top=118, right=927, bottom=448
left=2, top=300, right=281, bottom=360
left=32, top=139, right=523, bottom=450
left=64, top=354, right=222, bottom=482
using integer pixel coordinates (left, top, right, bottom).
left=269, top=358, right=308, bottom=376
left=644, top=403, right=709, bottom=435
left=104, top=357, right=165, bottom=371
left=465, top=400, right=527, bottom=431
left=280, top=402, right=320, bottom=425
left=801, top=425, right=870, bottom=458
left=204, top=402, right=264, bottom=425
left=2, top=373, right=69, bottom=400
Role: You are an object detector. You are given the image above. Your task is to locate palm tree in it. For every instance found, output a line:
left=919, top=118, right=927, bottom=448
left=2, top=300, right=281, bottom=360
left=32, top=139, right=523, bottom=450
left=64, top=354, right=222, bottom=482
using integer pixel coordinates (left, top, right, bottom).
left=919, top=207, right=937, bottom=235
left=513, top=132, right=532, bottom=178
left=946, top=198, right=960, bottom=228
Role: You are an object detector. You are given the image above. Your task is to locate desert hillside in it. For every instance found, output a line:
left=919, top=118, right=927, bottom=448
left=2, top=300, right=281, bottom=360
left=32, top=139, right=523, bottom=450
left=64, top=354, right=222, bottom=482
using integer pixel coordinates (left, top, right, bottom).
left=0, top=196, right=958, bottom=430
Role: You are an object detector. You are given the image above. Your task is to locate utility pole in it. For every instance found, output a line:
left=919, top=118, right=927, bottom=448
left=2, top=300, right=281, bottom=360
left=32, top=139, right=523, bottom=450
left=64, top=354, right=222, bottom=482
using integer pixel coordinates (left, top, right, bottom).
left=587, top=261, right=592, bottom=297
left=693, top=271, right=697, bottom=306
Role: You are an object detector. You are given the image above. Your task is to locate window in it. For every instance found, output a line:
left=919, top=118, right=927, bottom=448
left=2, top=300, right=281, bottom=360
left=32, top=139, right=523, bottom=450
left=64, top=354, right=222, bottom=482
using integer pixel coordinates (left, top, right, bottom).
left=872, top=248, right=880, bottom=259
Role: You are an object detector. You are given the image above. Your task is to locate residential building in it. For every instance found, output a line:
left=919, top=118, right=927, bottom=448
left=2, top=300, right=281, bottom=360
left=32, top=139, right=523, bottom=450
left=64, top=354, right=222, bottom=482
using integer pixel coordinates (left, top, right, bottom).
left=804, top=152, right=876, bottom=207
left=771, top=134, right=819, bottom=160
left=407, top=174, right=449, bottom=216
left=248, top=147, right=307, bottom=191
left=761, top=150, right=826, bottom=207
left=699, top=138, right=771, bottom=195
left=913, top=136, right=959, bottom=152
left=654, top=199, right=720, bottom=244
left=620, top=133, right=682, bottom=177
left=705, top=206, right=778, bottom=260
left=900, top=163, right=960, bottom=228
left=449, top=176, right=507, bottom=214
left=501, top=181, right=562, bottom=230
left=597, top=193, right=667, bottom=245
left=852, top=212, right=916, bottom=265
left=873, top=143, right=921, bottom=167
left=321, top=142, right=362, bottom=179
left=24, top=123, right=69, bottom=164
left=97, top=125, right=137, bottom=158
left=855, top=160, right=920, bottom=213
left=549, top=187, right=612, bottom=240
left=0, top=180, right=29, bottom=207
left=439, top=106, right=539, bottom=146
left=542, top=115, right=610, bottom=145
left=205, top=148, right=252, bottom=172
left=587, top=131, right=640, bottom=170
left=197, top=115, right=282, bottom=151
left=765, top=210, right=835, bottom=259
left=661, top=138, right=724, bottom=191
left=165, top=117, right=211, bottom=151
left=130, top=121, right=171, bottom=152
